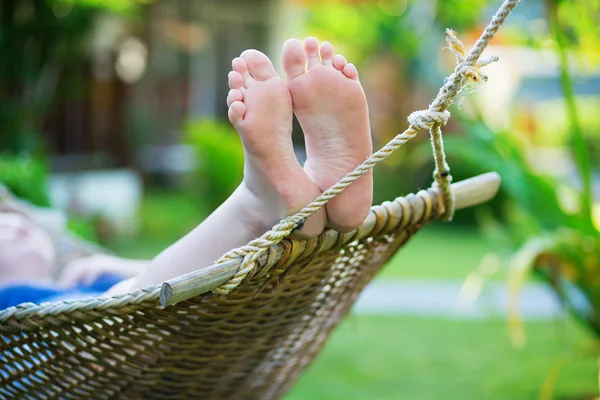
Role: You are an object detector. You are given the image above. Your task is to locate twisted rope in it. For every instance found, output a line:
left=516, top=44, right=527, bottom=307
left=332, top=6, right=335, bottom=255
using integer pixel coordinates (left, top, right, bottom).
left=208, top=0, right=520, bottom=295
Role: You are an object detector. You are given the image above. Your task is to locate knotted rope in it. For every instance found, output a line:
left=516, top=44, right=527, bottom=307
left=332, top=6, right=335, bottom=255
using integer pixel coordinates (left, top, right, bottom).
left=204, top=0, right=520, bottom=295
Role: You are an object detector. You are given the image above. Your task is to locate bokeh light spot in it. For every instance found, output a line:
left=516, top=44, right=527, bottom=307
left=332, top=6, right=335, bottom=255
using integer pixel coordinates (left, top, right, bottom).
left=377, top=0, right=407, bottom=17
left=115, top=37, right=148, bottom=84
left=53, top=0, right=74, bottom=19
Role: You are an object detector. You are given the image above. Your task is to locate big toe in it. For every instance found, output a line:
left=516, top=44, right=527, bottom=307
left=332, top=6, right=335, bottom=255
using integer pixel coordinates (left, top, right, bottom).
left=282, top=39, right=306, bottom=81
left=240, top=49, right=278, bottom=81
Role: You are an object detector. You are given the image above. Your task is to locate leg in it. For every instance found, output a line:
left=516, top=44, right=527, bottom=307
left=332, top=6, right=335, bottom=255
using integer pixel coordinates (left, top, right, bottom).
left=226, top=49, right=326, bottom=237
left=116, top=50, right=327, bottom=291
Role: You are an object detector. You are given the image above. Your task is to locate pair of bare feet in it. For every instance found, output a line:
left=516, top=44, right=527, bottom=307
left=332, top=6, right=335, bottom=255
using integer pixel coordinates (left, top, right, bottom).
left=227, top=37, right=373, bottom=237
left=107, top=38, right=374, bottom=293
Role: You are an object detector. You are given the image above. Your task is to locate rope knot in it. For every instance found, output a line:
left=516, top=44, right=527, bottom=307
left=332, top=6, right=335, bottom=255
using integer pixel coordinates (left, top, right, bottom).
left=458, top=64, right=488, bottom=83
left=407, top=110, right=451, bottom=132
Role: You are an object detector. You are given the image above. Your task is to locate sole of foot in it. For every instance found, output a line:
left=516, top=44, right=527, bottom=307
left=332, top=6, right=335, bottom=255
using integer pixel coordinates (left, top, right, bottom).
left=227, top=49, right=326, bottom=238
left=282, top=37, right=373, bottom=232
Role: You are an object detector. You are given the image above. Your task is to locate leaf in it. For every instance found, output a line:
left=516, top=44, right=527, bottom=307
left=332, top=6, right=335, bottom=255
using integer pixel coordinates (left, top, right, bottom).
left=507, top=236, right=557, bottom=348
left=458, top=252, right=501, bottom=306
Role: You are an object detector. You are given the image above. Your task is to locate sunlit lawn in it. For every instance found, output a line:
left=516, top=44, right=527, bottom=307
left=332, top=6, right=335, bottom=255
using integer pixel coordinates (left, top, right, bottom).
left=378, top=224, right=495, bottom=280
left=288, top=316, right=597, bottom=400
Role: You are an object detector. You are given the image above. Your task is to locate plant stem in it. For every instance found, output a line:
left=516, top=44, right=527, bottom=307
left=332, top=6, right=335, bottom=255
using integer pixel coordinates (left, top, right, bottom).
left=547, top=0, right=593, bottom=223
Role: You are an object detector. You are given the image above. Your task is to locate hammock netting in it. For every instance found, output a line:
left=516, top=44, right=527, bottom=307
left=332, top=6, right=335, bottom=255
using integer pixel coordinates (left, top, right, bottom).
left=0, top=0, right=518, bottom=397
left=0, top=174, right=499, bottom=398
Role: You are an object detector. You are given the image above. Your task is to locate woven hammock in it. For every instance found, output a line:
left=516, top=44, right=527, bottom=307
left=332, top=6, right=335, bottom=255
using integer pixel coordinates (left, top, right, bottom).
left=0, top=0, right=518, bottom=398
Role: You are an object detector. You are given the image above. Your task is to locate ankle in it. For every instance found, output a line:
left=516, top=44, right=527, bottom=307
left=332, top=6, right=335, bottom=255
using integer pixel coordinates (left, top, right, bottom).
left=232, top=182, right=283, bottom=237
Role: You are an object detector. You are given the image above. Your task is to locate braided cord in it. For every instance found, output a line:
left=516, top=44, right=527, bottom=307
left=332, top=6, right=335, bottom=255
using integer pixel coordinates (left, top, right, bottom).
left=207, top=0, right=520, bottom=295
left=428, top=0, right=520, bottom=218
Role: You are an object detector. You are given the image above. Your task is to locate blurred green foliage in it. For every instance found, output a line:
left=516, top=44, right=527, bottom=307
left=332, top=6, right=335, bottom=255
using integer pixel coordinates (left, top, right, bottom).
left=184, top=119, right=244, bottom=213
left=51, top=0, right=155, bottom=13
left=105, top=188, right=204, bottom=258
left=448, top=119, right=593, bottom=232
left=2, top=1, right=91, bottom=153
left=552, top=0, right=600, bottom=64
left=306, top=3, right=417, bottom=62
left=0, top=154, right=51, bottom=206
left=66, top=214, right=99, bottom=242
left=0, top=153, right=99, bottom=241
left=305, top=0, right=494, bottom=63
left=446, top=119, right=600, bottom=339
left=436, top=0, right=492, bottom=30
left=0, top=0, right=149, bottom=154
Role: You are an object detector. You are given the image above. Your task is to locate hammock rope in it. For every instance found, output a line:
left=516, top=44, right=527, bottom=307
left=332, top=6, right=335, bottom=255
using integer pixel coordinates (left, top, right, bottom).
left=211, top=0, right=520, bottom=296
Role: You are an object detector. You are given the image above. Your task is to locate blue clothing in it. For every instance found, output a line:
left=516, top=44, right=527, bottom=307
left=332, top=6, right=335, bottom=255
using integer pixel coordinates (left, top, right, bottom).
left=0, top=274, right=123, bottom=310
left=0, top=275, right=125, bottom=393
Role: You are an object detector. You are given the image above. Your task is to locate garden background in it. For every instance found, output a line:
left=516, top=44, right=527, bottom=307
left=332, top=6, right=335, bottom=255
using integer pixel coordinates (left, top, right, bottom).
left=1, top=0, right=600, bottom=398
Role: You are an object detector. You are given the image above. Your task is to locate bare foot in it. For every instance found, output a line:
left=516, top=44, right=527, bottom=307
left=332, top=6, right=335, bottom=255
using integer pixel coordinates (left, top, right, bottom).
left=282, top=37, right=373, bottom=232
left=227, top=49, right=326, bottom=237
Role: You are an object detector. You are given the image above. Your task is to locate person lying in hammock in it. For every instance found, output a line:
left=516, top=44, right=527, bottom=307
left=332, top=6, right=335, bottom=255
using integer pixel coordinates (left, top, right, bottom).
left=0, top=38, right=373, bottom=308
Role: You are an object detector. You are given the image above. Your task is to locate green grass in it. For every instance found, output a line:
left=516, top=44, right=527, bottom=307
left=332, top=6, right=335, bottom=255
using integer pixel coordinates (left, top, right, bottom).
left=378, top=224, right=495, bottom=280
left=287, top=316, right=598, bottom=400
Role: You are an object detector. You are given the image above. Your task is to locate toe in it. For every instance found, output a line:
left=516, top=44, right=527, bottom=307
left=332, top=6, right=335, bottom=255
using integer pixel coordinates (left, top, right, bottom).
left=228, top=101, right=246, bottom=125
left=241, top=49, right=278, bottom=81
left=228, top=71, right=244, bottom=91
left=226, top=89, right=243, bottom=107
left=332, top=55, right=347, bottom=71
left=232, top=57, right=253, bottom=88
left=282, top=39, right=306, bottom=81
left=342, top=63, right=359, bottom=80
left=304, top=37, right=321, bottom=69
left=319, top=42, right=334, bottom=66
left=328, top=203, right=372, bottom=233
